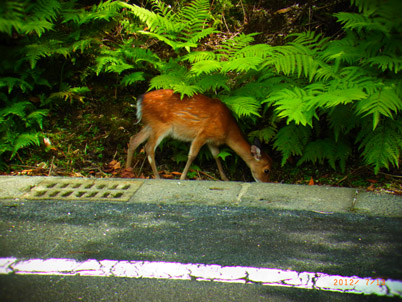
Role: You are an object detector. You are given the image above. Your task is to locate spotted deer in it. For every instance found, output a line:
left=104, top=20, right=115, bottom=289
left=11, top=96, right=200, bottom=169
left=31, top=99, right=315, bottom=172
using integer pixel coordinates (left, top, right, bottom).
left=126, top=89, right=272, bottom=182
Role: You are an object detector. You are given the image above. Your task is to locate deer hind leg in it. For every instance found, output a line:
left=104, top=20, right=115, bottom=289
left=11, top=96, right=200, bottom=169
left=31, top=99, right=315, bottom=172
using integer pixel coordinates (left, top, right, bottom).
left=144, top=126, right=171, bottom=179
left=126, top=127, right=151, bottom=168
left=208, top=144, right=229, bottom=181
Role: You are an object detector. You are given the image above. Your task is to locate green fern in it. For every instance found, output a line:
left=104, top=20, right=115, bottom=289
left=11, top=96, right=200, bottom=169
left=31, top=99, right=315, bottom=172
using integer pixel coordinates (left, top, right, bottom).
left=121, top=72, right=145, bottom=86
left=181, top=51, right=216, bottom=63
left=0, top=99, right=48, bottom=161
left=220, top=96, right=261, bottom=118
left=49, top=86, right=90, bottom=103
left=357, top=119, right=402, bottom=174
left=11, top=133, right=41, bottom=158
left=273, top=124, right=311, bottom=166
left=190, top=60, right=221, bottom=76
left=219, top=33, right=258, bottom=57
left=297, top=138, right=352, bottom=172
left=327, top=104, right=360, bottom=141
left=123, top=0, right=213, bottom=52
left=0, top=77, right=33, bottom=93
left=264, top=87, right=318, bottom=127
left=355, top=85, right=402, bottom=129
left=195, top=74, right=229, bottom=91
left=0, top=0, right=60, bottom=36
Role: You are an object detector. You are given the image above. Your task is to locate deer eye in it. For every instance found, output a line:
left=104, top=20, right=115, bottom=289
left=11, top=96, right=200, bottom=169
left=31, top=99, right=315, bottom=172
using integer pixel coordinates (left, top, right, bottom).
left=264, top=169, right=270, bottom=174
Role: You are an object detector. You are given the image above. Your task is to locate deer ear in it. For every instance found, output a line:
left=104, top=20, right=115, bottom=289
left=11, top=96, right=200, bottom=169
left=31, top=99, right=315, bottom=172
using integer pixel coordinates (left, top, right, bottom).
left=251, top=144, right=262, bottom=161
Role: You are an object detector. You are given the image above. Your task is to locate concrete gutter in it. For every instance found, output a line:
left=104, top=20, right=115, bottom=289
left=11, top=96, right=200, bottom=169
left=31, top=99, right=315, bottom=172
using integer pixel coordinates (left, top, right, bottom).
left=0, top=176, right=401, bottom=217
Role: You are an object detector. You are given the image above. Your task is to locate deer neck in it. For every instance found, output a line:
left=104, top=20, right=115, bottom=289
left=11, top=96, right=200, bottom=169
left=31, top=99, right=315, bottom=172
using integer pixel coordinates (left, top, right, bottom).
left=226, top=129, right=254, bottom=166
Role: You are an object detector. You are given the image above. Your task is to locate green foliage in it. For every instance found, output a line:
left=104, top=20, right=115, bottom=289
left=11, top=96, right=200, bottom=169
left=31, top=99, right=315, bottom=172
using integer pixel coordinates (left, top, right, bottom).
left=0, top=0, right=130, bottom=166
left=1, top=0, right=400, bottom=176
left=258, top=0, right=402, bottom=173
left=356, top=118, right=402, bottom=174
left=90, top=0, right=402, bottom=174
left=0, top=100, right=48, bottom=162
left=122, top=0, right=215, bottom=52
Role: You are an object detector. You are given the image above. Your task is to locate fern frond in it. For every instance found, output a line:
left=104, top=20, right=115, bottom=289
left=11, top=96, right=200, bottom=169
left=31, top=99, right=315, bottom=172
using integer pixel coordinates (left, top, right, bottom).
left=266, top=48, right=320, bottom=81
left=181, top=51, right=216, bottom=63
left=297, top=138, right=351, bottom=171
left=195, top=73, right=229, bottom=91
left=49, top=86, right=90, bottom=103
left=219, top=33, right=258, bottom=56
left=335, top=12, right=385, bottom=34
left=179, top=0, right=211, bottom=38
left=288, top=31, right=329, bottom=49
left=232, top=81, right=272, bottom=100
left=0, top=0, right=25, bottom=35
left=0, top=101, right=32, bottom=118
left=21, top=19, right=54, bottom=37
left=139, top=31, right=197, bottom=51
left=190, top=60, right=221, bottom=75
left=273, top=124, right=311, bottom=166
left=26, top=109, right=49, bottom=129
left=76, top=0, right=125, bottom=24
left=321, top=36, right=362, bottom=67
left=0, top=0, right=59, bottom=36
left=355, top=85, right=402, bottom=129
left=367, top=55, right=402, bottom=73
left=221, top=57, right=264, bottom=73
left=249, top=126, right=277, bottom=144
left=327, top=104, right=360, bottom=141
left=61, top=6, right=85, bottom=24
left=357, top=118, right=402, bottom=173
left=11, top=132, right=41, bottom=158
left=338, top=67, right=373, bottom=87
left=314, top=86, right=367, bottom=109
left=121, top=46, right=161, bottom=66
left=221, top=95, right=261, bottom=118
left=95, top=56, right=124, bottom=75
left=150, top=0, right=175, bottom=20
left=233, top=44, right=274, bottom=59
left=185, top=27, right=217, bottom=45
left=179, top=0, right=210, bottom=27
left=72, top=38, right=96, bottom=53
left=24, top=40, right=67, bottom=68
left=121, top=72, right=145, bottom=86
left=172, top=84, right=202, bottom=98
left=0, top=77, right=33, bottom=93
left=149, top=74, right=186, bottom=91
left=31, top=0, right=61, bottom=21
left=265, top=87, right=317, bottom=127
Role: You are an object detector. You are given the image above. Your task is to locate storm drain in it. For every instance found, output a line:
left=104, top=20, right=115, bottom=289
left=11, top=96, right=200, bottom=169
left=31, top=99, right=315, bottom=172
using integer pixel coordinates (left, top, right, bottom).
left=23, top=179, right=143, bottom=202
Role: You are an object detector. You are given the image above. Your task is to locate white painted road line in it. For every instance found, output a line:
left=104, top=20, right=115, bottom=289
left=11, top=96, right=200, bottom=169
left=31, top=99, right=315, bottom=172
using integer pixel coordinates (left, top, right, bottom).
left=0, top=257, right=401, bottom=297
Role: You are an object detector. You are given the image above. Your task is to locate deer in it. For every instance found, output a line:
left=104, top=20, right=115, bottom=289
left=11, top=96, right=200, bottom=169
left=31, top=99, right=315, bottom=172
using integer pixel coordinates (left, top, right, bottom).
left=125, top=89, right=272, bottom=182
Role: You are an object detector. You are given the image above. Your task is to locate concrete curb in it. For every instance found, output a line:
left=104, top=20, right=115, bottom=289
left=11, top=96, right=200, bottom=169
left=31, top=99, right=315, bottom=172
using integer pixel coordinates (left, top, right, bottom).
left=0, top=176, right=401, bottom=217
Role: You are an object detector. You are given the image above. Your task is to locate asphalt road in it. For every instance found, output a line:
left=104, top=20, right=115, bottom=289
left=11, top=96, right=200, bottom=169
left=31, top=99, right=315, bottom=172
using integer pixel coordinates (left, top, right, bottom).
left=1, top=199, right=401, bottom=301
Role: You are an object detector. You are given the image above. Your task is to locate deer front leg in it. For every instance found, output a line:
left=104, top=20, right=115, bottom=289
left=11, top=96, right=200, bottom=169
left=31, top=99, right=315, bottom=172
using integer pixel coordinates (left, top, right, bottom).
left=208, top=144, right=229, bottom=181
left=180, top=137, right=206, bottom=180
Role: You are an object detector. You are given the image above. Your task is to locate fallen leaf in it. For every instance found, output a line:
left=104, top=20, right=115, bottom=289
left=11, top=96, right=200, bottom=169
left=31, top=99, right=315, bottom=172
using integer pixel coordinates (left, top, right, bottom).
left=121, top=167, right=135, bottom=178
left=308, top=177, right=315, bottom=185
left=276, top=7, right=292, bottom=14
left=366, top=184, right=376, bottom=191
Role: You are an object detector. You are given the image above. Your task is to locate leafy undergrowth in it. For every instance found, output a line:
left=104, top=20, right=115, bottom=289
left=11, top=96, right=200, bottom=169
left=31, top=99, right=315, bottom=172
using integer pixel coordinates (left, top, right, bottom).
left=2, top=97, right=401, bottom=196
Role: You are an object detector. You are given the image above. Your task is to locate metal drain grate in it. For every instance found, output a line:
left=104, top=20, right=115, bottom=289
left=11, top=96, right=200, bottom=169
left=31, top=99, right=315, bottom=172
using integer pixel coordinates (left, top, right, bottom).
left=24, top=179, right=143, bottom=201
